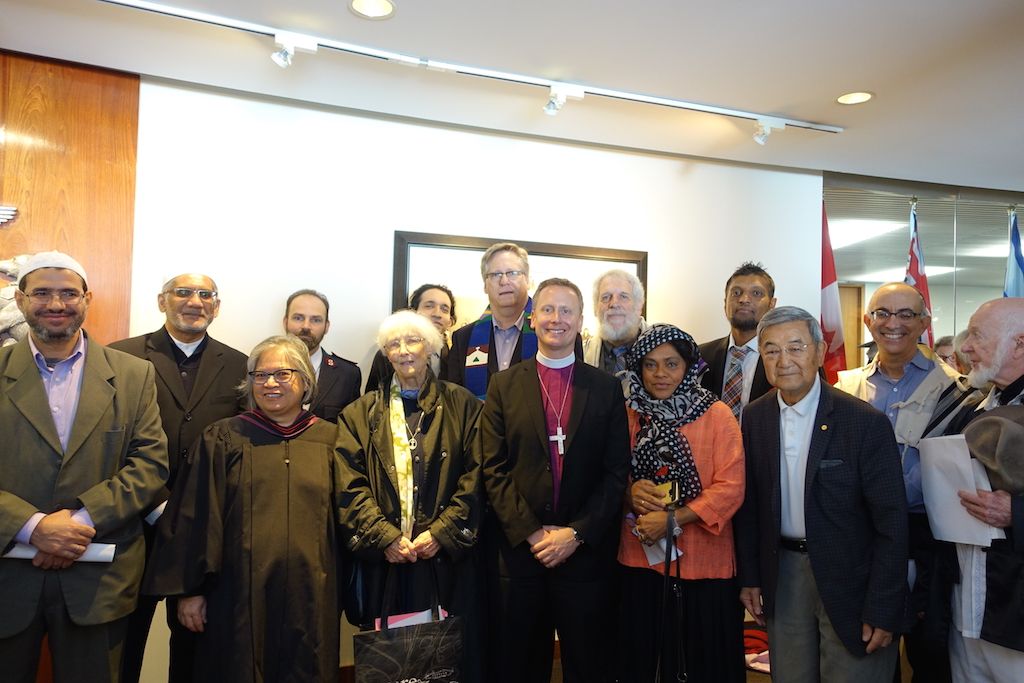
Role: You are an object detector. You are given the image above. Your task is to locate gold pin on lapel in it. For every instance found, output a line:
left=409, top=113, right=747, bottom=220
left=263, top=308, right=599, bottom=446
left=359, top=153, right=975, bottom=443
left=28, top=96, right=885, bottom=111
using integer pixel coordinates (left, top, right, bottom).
left=820, top=424, right=828, bottom=431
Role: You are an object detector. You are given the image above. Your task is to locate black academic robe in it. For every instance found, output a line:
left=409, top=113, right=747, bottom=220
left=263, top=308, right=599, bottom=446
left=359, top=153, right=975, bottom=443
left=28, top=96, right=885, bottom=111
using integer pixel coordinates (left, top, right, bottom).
left=144, top=416, right=343, bottom=683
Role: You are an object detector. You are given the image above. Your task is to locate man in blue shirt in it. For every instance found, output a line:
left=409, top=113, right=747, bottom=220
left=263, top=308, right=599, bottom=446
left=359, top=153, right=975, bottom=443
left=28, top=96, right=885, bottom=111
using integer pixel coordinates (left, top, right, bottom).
left=836, top=282, right=976, bottom=682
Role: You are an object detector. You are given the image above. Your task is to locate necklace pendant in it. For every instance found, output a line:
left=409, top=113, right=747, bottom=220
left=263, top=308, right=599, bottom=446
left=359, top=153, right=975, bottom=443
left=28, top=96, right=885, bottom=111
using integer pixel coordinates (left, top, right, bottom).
left=408, top=437, right=418, bottom=450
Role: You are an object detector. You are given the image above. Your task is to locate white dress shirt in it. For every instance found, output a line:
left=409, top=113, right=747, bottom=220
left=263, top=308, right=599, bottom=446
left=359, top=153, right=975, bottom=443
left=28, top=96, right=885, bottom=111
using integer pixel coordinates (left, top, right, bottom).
left=779, top=375, right=821, bottom=539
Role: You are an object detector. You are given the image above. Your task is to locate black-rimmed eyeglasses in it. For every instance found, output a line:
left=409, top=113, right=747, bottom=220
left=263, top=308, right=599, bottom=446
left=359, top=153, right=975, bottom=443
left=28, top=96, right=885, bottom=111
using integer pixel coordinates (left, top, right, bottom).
left=869, top=308, right=923, bottom=322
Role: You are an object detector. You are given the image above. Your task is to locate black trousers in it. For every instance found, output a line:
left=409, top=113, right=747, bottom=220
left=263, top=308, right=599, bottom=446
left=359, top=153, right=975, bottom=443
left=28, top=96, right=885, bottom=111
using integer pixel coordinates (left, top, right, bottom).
left=489, top=570, right=616, bottom=683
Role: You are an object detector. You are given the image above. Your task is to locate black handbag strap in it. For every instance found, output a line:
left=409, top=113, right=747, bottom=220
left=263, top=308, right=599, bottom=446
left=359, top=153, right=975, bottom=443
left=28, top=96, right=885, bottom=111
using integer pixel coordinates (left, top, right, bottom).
left=377, top=558, right=445, bottom=634
left=654, top=512, right=687, bottom=683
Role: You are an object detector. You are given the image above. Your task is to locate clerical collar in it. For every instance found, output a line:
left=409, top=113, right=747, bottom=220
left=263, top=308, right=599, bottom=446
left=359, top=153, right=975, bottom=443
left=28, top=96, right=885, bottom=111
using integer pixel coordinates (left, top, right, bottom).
left=536, top=351, right=575, bottom=369
left=168, top=332, right=206, bottom=358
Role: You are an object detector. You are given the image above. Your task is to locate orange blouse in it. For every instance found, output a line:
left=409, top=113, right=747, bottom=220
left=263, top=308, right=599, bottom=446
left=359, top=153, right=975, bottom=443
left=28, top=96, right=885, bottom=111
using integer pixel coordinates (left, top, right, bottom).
left=617, top=400, right=745, bottom=579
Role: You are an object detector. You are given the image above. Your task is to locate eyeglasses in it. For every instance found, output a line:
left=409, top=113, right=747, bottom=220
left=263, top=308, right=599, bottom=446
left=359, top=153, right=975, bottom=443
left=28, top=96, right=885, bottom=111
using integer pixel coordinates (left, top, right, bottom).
left=869, top=308, right=923, bottom=322
left=761, top=343, right=811, bottom=361
left=384, top=336, right=425, bottom=353
left=249, top=369, right=299, bottom=384
left=937, top=353, right=957, bottom=364
left=24, top=289, right=84, bottom=305
left=165, top=287, right=218, bottom=301
left=484, top=270, right=525, bottom=282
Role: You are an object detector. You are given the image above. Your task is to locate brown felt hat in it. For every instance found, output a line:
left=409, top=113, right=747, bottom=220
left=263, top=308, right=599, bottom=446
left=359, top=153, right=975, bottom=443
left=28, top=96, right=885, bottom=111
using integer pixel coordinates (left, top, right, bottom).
left=964, top=405, right=1024, bottom=495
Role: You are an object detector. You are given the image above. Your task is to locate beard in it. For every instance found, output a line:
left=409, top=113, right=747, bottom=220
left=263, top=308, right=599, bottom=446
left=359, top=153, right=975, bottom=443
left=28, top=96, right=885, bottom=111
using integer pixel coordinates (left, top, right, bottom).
left=28, top=311, right=85, bottom=343
left=599, top=309, right=641, bottom=345
left=295, top=329, right=324, bottom=352
left=967, top=336, right=1012, bottom=389
left=729, top=314, right=758, bottom=332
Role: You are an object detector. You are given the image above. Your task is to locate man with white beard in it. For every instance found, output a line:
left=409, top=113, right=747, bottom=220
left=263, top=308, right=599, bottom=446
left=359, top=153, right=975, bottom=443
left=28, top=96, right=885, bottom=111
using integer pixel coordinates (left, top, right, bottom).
left=940, top=297, right=1024, bottom=683
left=583, top=269, right=650, bottom=383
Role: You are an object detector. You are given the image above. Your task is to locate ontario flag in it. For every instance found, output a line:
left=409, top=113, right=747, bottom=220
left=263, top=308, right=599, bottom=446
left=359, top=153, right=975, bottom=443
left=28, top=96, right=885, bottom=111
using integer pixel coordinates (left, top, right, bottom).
left=904, top=201, right=934, bottom=346
left=821, top=203, right=846, bottom=383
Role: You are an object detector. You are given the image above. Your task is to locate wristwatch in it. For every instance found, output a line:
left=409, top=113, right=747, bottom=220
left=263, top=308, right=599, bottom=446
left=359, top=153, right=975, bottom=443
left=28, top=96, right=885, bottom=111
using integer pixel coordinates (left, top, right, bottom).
left=571, top=527, right=584, bottom=544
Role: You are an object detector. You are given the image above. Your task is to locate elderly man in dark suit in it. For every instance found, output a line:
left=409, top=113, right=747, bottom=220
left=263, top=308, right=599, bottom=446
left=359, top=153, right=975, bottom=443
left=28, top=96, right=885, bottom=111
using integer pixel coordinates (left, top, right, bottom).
left=735, top=306, right=908, bottom=683
left=111, top=272, right=248, bottom=683
left=481, top=277, right=629, bottom=683
left=699, top=261, right=776, bottom=419
left=0, top=251, right=168, bottom=683
left=283, top=288, right=360, bottom=421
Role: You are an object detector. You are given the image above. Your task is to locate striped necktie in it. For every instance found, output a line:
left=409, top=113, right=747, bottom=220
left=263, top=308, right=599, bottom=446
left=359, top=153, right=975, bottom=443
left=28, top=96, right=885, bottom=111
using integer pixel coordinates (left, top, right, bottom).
left=722, top=345, right=750, bottom=419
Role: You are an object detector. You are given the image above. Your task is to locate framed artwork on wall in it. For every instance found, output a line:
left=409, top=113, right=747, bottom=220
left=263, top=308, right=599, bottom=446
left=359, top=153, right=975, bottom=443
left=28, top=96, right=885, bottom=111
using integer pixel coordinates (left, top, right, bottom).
left=393, top=231, right=648, bottom=340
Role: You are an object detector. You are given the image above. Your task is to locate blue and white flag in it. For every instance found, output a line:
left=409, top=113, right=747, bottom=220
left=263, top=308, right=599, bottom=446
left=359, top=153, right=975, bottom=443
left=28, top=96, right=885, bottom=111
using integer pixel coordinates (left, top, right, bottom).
left=1005, top=209, right=1024, bottom=298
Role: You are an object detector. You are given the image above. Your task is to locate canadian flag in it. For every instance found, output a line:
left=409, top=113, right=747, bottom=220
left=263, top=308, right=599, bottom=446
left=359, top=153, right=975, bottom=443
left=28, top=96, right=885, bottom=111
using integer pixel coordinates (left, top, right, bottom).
left=904, top=201, right=935, bottom=346
left=821, top=203, right=846, bottom=383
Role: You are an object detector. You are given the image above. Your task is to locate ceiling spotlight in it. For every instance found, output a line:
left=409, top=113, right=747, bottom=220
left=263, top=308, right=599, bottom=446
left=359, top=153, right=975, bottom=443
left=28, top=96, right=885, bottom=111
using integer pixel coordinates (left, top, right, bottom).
left=270, top=32, right=319, bottom=69
left=837, top=91, right=873, bottom=105
left=271, top=46, right=293, bottom=68
left=752, top=117, right=786, bottom=146
left=350, top=0, right=396, bottom=20
left=542, top=84, right=585, bottom=117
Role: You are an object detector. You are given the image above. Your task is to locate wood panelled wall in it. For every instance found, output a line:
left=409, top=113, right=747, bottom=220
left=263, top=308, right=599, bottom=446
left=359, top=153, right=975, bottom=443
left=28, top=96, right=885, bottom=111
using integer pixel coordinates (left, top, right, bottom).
left=0, top=50, right=139, bottom=344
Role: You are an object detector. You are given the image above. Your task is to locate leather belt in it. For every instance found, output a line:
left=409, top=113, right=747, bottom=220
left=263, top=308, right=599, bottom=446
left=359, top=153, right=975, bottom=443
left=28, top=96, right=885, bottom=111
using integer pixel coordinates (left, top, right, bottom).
left=780, top=537, right=809, bottom=553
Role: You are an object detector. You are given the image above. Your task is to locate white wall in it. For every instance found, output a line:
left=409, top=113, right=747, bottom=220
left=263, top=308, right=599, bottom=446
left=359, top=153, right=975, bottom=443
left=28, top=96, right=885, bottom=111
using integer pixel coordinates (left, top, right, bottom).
left=130, top=81, right=823, bottom=368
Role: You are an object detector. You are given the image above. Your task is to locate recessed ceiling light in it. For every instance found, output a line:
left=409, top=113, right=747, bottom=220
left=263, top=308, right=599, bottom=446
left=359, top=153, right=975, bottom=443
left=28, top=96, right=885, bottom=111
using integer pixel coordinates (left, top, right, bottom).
left=828, top=219, right=905, bottom=249
left=350, top=0, right=396, bottom=20
left=837, top=91, right=873, bottom=105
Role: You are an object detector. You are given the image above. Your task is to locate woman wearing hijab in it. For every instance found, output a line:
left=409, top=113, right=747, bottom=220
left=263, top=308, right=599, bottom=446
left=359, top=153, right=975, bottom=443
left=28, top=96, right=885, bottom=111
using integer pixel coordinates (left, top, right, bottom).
left=145, top=335, right=344, bottom=682
left=616, top=324, right=746, bottom=683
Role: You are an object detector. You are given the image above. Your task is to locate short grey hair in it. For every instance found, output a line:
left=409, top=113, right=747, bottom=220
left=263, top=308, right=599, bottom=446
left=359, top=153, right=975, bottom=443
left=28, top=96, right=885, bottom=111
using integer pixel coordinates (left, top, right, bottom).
left=377, top=310, right=444, bottom=357
left=592, top=268, right=645, bottom=310
left=479, top=242, right=530, bottom=280
left=241, top=335, right=316, bottom=410
left=161, top=273, right=219, bottom=293
left=757, top=306, right=824, bottom=346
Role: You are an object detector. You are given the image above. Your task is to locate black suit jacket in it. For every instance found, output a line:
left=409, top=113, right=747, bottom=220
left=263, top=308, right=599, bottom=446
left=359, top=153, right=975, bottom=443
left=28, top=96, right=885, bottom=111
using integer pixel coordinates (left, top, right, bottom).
left=110, top=329, right=247, bottom=498
left=734, top=382, right=909, bottom=655
left=310, top=351, right=361, bottom=423
left=480, top=359, right=629, bottom=579
left=698, top=335, right=771, bottom=403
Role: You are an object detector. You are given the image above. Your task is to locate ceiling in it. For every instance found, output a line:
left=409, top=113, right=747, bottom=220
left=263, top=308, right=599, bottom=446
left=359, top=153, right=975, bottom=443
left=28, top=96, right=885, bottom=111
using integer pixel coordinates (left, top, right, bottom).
left=2, top=0, right=1022, bottom=290
left=127, top=1, right=1024, bottom=191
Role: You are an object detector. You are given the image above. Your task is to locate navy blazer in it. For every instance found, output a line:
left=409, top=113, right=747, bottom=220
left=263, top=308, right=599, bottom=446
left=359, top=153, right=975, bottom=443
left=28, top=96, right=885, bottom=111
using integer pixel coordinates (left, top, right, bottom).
left=734, top=382, right=909, bottom=655
left=480, top=359, right=629, bottom=579
left=698, top=334, right=772, bottom=403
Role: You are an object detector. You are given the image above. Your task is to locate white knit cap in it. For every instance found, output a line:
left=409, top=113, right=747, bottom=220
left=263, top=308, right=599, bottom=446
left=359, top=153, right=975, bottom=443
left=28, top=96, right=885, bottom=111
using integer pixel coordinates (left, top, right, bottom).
left=20, top=251, right=89, bottom=288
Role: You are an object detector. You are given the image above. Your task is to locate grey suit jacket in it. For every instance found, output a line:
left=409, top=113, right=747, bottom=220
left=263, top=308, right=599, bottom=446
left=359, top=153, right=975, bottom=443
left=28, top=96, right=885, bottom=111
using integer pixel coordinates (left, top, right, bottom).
left=0, top=336, right=169, bottom=634
left=734, top=382, right=909, bottom=655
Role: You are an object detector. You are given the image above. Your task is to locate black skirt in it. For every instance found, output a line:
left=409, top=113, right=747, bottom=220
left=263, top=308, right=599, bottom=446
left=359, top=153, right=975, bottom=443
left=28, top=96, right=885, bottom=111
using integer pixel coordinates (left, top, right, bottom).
left=616, top=564, right=746, bottom=683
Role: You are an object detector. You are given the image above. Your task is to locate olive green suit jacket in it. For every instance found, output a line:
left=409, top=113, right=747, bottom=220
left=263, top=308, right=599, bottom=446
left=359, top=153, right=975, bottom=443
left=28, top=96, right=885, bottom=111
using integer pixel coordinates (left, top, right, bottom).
left=0, top=335, right=169, bottom=635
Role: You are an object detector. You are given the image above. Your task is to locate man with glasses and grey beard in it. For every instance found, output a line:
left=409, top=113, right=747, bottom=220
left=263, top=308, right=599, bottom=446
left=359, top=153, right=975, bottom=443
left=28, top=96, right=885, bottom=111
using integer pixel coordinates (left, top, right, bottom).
left=583, top=269, right=650, bottom=387
left=111, top=273, right=247, bottom=683
left=0, top=251, right=168, bottom=683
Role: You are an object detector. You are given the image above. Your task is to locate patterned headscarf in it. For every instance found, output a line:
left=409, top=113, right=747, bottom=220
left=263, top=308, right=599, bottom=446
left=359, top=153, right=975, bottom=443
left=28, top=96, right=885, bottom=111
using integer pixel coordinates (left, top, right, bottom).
left=625, top=324, right=717, bottom=504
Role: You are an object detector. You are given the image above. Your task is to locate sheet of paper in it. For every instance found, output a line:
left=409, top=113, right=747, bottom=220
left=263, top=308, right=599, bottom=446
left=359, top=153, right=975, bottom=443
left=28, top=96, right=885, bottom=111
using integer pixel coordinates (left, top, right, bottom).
left=919, top=435, right=1005, bottom=546
left=373, top=607, right=449, bottom=630
left=2, top=542, right=115, bottom=562
left=643, top=536, right=681, bottom=566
